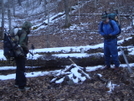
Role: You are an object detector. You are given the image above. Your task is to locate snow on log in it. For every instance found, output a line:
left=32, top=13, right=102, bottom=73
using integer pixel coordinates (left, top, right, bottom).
left=50, top=64, right=91, bottom=85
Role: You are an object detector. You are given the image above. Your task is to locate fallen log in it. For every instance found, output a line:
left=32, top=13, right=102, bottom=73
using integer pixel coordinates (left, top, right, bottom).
left=1, top=52, right=134, bottom=69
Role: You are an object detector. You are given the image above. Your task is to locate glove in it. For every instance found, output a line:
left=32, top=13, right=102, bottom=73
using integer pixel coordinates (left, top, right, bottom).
left=102, top=35, right=108, bottom=38
left=103, top=34, right=113, bottom=39
left=108, top=34, right=112, bottom=36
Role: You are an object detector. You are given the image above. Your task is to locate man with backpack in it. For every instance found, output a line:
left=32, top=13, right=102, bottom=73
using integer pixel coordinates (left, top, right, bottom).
left=99, top=12, right=120, bottom=72
left=13, top=21, right=32, bottom=91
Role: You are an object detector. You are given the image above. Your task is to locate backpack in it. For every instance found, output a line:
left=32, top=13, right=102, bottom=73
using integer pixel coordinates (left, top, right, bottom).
left=3, top=28, right=25, bottom=60
left=101, top=13, right=121, bottom=36
left=3, top=32, right=15, bottom=60
left=108, top=13, right=121, bottom=36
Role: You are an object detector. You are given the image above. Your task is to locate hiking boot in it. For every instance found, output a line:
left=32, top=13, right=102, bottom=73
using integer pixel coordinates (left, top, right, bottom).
left=18, top=86, right=30, bottom=91
left=104, top=66, right=111, bottom=69
left=113, top=67, right=120, bottom=72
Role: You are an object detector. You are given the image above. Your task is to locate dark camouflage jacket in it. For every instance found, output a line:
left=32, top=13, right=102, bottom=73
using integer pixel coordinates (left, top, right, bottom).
left=19, top=21, right=32, bottom=54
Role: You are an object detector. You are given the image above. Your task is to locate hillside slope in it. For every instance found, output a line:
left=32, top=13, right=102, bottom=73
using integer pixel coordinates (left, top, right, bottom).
left=1, top=0, right=134, bottom=49
left=28, top=0, right=134, bottom=48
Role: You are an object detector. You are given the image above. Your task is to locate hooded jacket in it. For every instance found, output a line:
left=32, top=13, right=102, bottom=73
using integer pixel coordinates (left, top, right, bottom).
left=19, top=21, right=32, bottom=54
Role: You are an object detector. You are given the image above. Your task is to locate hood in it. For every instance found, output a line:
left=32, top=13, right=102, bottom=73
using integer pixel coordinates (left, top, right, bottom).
left=22, top=21, right=32, bottom=30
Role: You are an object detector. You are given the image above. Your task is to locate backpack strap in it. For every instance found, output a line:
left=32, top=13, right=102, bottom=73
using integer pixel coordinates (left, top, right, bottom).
left=100, top=20, right=114, bottom=33
left=100, top=22, right=104, bottom=32
left=100, top=21, right=113, bottom=32
left=109, top=20, right=121, bottom=35
left=109, top=20, right=114, bottom=30
left=17, top=30, right=23, bottom=38
left=100, top=20, right=120, bottom=35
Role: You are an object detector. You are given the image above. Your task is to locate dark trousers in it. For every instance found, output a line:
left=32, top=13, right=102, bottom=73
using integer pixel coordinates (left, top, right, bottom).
left=15, top=57, right=26, bottom=89
left=104, top=38, right=120, bottom=67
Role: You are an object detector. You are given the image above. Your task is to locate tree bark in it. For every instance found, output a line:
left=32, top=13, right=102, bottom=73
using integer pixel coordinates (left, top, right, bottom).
left=18, top=0, right=22, bottom=6
left=8, top=0, right=12, bottom=33
left=12, top=0, right=15, bottom=16
left=43, top=0, right=47, bottom=17
left=64, top=0, right=71, bottom=28
left=1, top=0, right=5, bottom=39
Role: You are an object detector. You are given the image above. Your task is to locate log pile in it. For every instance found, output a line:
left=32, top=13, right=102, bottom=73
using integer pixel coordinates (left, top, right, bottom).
left=50, top=63, right=91, bottom=85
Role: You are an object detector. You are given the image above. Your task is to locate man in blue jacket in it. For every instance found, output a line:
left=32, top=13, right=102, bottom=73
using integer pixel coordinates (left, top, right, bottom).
left=99, top=13, right=120, bottom=71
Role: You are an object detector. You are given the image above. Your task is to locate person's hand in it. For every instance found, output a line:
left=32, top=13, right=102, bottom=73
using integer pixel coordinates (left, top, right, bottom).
left=102, top=35, right=108, bottom=38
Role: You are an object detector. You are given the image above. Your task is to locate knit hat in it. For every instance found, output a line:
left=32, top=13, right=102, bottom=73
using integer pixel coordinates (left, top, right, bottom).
left=101, top=13, right=108, bottom=22
left=102, top=12, right=108, bottom=18
left=22, top=21, right=32, bottom=30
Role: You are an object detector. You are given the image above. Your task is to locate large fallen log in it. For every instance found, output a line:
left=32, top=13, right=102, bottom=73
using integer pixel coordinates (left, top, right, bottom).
left=1, top=52, right=134, bottom=69
left=1, top=44, right=134, bottom=69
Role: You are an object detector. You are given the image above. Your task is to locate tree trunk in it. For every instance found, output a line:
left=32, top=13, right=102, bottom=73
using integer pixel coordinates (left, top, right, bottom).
left=78, top=0, right=81, bottom=24
left=2, top=52, right=134, bottom=69
left=12, top=0, right=15, bottom=16
left=18, top=0, right=22, bottom=6
left=8, top=0, right=12, bottom=33
left=64, top=0, right=71, bottom=28
left=43, top=0, right=47, bottom=18
left=131, top=8, right=134, bottom=27
left=1, top=0, right=5, bottom=39
left=46, top=0, right=49, bottom=48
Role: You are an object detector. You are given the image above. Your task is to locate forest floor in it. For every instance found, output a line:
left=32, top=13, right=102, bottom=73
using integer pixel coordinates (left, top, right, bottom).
left=0, top=67, right=134, bottom=101
left=0, top=0, right=134, bottom=100
left=0, top=25, right=134, bottom=101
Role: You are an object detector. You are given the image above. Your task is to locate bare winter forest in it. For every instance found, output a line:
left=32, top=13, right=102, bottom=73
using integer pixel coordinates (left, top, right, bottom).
left=0, top=0, right=134, bottom=101
left=28, top=0, right=134, bottom=49
left=0, top=0, right=134, bottom=49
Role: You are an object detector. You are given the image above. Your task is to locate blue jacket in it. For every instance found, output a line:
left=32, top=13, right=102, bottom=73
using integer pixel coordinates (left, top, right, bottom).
left=99, top=20, right=119, bottom=36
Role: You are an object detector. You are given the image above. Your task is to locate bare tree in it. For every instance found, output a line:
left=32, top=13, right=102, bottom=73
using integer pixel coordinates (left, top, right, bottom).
left=94, top=0, right=97, bottom=8
left=115, top=0, right=121, bottom=25
left=44, top=0, right=50, bottom=48
left=39, top=0, right=43, bottom=5
left=131, top=8, right=134, bottom=29
left=43, top=0, right=47, bottom=18
left=12, top=0, right=15, bottom=16
left=18, top=0, right=22, bottom=6
left=8, top=0, right=12, bottom=33
left=1, top=0, right=5, bottom=39
left=64, top=0, right=71, bottom=27
left=78, top=0, right=81, bottom=24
